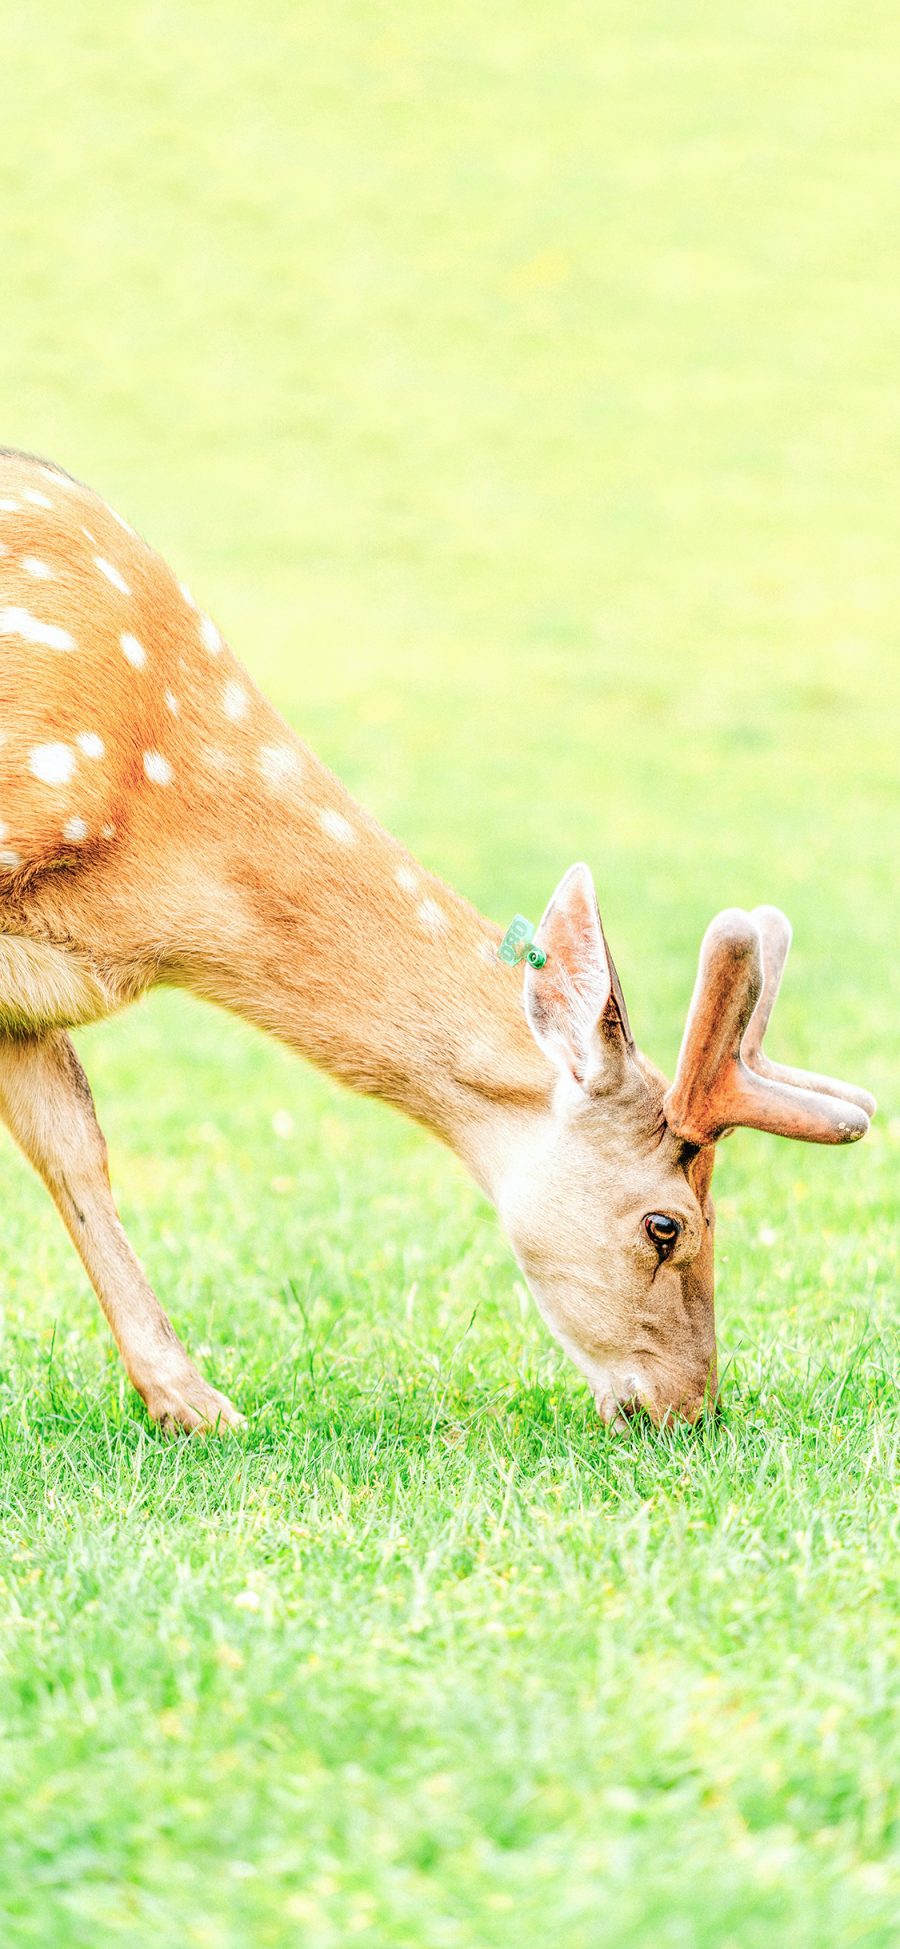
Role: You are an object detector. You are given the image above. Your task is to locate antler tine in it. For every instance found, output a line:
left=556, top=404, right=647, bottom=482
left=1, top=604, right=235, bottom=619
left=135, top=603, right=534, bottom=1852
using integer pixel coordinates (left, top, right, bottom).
left=663, top=910, right=763, bottom=1148
left=743, top=905, right=792, bottom=1050
left=664, top=908, right=873, bottom=1148
left=743, top=906, right=876, bottom=1118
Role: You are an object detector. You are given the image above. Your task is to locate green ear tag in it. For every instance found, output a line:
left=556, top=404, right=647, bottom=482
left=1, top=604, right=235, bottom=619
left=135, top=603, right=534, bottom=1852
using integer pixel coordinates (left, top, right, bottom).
left=498, top=915, right=547, bottom=969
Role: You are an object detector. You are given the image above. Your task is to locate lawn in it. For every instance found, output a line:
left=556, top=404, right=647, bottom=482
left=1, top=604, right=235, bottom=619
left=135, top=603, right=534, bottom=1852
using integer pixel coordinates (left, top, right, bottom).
left=1, top=2, right=898, bottom=1943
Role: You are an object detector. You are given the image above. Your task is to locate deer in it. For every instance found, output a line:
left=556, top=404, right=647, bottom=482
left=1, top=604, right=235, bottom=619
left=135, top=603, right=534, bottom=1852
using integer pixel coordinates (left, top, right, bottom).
left=0, top=448, right=875, bottom=1433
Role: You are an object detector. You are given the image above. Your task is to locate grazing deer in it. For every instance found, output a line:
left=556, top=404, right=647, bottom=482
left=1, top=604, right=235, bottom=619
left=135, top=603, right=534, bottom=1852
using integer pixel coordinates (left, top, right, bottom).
left=0, top=449, right=875, bottom=1431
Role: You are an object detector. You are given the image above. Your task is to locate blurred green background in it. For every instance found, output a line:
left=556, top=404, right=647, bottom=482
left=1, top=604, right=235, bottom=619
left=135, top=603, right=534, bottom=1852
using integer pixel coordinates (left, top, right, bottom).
left=0, top=3, right=897, bottom=1944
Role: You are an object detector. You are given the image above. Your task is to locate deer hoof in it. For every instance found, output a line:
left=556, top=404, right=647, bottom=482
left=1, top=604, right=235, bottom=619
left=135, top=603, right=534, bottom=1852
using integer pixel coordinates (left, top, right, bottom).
left=140, top=1366, right=245, bottom=1435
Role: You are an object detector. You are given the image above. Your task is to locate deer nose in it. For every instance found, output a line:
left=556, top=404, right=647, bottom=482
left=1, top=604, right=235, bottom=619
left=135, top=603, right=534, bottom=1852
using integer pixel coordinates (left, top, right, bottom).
left=611, top=1369, right=718, bottom=1430
left=648, top=1377, right=719, bottom=1427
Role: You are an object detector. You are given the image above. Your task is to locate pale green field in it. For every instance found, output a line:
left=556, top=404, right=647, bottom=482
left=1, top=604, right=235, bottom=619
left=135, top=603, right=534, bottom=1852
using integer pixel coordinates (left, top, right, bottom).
left=0, top=4, right=898, bottom=1944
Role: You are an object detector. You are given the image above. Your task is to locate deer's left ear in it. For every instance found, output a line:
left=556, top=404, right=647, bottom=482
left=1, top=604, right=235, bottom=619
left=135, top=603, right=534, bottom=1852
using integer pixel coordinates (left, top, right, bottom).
left=523, top=863, right=634, bottom=1091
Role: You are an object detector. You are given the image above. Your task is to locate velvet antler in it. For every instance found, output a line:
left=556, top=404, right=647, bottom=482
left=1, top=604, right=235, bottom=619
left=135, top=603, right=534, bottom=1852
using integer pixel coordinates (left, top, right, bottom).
left=663, top=907, right=875, bottom=1148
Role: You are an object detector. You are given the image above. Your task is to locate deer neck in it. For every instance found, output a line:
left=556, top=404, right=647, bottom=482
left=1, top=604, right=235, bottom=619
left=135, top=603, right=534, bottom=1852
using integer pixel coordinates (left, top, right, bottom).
left=172, top=720, right=553, bottom=1197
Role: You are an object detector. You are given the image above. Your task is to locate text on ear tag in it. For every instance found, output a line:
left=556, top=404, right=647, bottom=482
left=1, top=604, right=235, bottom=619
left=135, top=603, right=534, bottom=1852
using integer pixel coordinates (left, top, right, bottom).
left=498, top=915, right=547, bottom=969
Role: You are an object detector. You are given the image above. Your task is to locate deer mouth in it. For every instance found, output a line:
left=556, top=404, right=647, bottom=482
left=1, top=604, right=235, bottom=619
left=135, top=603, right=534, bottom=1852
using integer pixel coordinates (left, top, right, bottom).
left=596, top=1380, right=718, bottom=1430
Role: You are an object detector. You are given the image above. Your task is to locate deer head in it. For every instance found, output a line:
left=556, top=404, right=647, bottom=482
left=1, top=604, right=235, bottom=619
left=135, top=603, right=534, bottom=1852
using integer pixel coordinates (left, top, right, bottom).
left=496, top=866, right=874, bottom=1428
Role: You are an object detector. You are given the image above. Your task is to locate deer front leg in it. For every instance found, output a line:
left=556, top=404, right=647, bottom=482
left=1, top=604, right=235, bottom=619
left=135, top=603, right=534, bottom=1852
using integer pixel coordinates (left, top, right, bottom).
left=0, top=1029, right=243, bottom=1433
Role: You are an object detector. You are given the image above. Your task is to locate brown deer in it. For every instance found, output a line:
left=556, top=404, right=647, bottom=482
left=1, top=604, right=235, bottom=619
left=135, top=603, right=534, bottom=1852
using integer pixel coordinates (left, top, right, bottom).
left=0, top=450, right=875, bottom=1432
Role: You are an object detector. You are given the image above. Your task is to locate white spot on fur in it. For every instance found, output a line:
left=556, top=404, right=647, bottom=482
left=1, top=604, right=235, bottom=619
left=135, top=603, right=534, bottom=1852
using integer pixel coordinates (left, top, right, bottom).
left=259, top=742, right=302, bottom=788
left=143, top=750, right=173, bottom=786
left=0, top=500, right=21, bottom=512
left=223, top=680, right=248, bottom=722
left=179, top=581, right=196, bottom=609
left=320, top=808, right=356, bottom=845
left=395, top=864, right=419, bottom=893
left=30, top=742, right=75, bottom=785
left=76, top=732, right=104, bottom=759
left=120, top=631, right=147, bottom=668
left=23, top=489, right=53, bottom=509
left=200, top=613, right=222, bottom=654
left=0, top=848, right=20, bottom=869
left=101, top=823, right=116, bottom=840
left=22, top=557, right=54, bottom=580
left=41, top=466, right=77, bottom=490
left=95, top=557, right=130, bottom=594
left=0, top=542, right=7, bottom=555
left=419, top=897, right=448, bottom=932
left=63, top=816, right=88, bottom=842
left=107, top=504, right=136, bottom=535
left=165, top=690, right=179, bottom=715
left=81, top=526, right=97, bottom=544
left=0, top=607, right=75, bottom=651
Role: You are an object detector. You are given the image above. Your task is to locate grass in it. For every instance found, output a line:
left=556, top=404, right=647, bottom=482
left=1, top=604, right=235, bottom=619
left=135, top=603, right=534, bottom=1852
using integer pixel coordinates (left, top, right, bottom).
left=0, top=1, right=898, bottom=1942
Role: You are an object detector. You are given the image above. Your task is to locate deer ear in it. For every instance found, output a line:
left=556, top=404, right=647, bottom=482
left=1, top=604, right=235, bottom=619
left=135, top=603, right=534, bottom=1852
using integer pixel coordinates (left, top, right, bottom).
left=523, top=863, right=634, bottom=1090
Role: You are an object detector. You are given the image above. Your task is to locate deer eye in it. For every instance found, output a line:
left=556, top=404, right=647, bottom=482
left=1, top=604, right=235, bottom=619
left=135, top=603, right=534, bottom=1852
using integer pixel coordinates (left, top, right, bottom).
left=643, top=1212, right=682, bottom=1259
